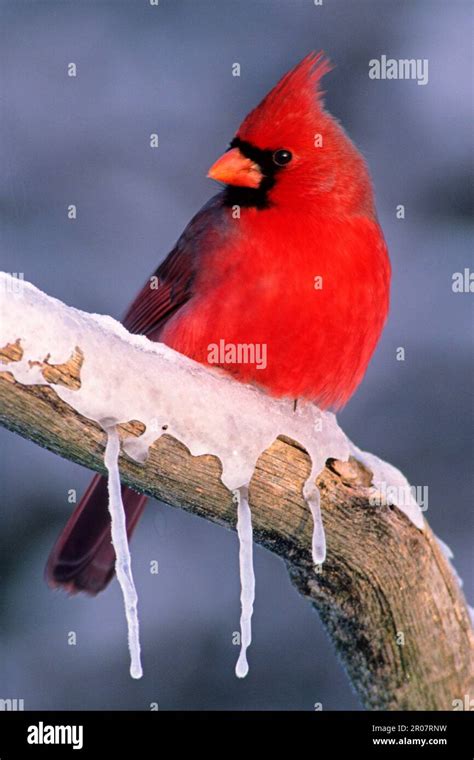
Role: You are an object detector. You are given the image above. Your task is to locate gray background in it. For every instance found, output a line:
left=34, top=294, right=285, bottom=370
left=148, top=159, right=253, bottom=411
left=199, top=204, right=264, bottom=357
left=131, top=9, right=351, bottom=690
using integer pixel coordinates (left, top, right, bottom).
left=0, top=0, right=472, bottom=710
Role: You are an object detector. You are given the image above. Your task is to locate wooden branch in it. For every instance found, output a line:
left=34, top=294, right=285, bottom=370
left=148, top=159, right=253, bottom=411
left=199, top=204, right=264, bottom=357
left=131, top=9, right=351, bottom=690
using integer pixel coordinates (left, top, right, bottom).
left=0, top=288, right=472, bottom=711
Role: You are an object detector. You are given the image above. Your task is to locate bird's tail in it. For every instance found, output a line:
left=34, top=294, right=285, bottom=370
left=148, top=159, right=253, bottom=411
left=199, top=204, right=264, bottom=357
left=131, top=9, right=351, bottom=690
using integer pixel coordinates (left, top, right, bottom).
left=45, top=474, right=147, bottom=595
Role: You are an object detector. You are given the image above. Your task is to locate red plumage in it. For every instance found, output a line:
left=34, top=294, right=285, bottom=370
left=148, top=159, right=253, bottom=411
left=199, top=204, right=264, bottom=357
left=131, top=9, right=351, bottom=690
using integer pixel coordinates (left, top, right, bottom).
left=46, top=53, right=390, bottom=595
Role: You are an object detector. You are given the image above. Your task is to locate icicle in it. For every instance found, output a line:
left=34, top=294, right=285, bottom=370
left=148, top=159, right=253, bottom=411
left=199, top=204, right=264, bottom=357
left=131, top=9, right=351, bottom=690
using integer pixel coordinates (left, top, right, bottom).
left=104, top=426, right=143, bottom=679
left=303, top=471, right=326, bottom=565
left=234, top=486, right=255, bottom=678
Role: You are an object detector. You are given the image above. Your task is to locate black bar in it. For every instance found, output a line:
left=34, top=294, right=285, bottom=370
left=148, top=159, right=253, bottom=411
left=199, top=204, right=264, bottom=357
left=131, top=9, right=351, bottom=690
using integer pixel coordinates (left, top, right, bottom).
left=0, top=710, right=472, bottom=757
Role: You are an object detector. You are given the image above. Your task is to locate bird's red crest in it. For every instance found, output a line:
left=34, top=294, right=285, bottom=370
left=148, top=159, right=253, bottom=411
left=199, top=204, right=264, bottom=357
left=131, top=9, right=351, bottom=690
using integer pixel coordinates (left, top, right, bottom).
left=237, top=52, right=333, bottom=149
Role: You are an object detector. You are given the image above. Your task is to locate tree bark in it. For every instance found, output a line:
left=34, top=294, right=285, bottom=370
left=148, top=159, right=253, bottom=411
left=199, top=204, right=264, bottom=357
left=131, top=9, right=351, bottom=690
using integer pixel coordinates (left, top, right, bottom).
left=0, top=305, right=472, bottom=711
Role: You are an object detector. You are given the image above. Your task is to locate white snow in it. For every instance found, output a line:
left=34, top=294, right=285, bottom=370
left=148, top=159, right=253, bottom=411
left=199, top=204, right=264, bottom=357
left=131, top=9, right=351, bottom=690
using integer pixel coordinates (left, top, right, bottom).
left=104, top=427, right=142, bottom=679
left=0, top=272, right=428, bottom=676
left=349, top=443, right=425, bottom=530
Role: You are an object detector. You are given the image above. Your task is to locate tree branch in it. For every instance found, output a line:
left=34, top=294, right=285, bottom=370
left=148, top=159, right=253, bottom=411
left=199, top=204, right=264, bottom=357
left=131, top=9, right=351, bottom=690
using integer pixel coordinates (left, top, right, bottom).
left=0, top=276, right=472, bottom=710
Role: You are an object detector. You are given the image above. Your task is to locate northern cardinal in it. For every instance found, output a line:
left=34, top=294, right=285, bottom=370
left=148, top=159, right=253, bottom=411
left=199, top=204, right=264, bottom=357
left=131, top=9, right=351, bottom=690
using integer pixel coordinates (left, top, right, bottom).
left=46, top=53, right=390, bottom=595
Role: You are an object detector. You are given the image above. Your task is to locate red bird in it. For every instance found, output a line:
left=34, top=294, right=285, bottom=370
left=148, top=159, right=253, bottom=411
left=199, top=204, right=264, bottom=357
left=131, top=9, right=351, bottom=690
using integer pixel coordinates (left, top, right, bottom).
left=46, top=53, right=390, bottom=595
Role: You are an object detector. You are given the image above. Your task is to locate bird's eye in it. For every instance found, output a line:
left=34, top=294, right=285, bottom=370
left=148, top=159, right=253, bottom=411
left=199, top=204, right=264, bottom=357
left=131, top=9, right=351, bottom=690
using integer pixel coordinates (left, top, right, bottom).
left=272, top=149, right=293, bottom=166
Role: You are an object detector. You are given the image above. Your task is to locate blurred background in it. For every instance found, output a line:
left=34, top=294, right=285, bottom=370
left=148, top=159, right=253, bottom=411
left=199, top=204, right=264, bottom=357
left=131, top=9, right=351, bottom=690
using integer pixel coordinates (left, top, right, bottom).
left=0, top=0, right=472, bottom=710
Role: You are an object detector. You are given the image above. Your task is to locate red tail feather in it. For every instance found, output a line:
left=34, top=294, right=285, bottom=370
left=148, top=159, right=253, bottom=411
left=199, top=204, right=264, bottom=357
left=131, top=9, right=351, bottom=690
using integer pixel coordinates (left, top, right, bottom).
left=45, top=475, right=147, bottom=595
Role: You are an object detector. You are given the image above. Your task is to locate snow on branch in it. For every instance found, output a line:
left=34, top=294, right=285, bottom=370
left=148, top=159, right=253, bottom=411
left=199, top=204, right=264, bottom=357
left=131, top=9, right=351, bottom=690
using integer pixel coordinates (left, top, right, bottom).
left=0, top=272, right=472, bottom=709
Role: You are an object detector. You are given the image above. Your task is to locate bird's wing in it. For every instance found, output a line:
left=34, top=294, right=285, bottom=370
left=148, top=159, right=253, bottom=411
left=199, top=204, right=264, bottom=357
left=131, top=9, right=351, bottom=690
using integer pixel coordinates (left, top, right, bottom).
left=122, top=243, right=195, bottom=338
left=122, top=195, right=224, bottom=338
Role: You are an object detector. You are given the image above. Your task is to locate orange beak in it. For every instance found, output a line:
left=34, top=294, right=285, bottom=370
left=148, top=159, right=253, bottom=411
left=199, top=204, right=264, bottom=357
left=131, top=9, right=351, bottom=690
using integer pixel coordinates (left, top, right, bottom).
left=207, top=147, right=262, bottom=188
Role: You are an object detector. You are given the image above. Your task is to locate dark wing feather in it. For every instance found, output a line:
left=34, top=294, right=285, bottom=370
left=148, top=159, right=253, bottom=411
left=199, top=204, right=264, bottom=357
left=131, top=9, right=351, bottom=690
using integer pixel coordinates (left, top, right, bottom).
left=123, top=244, right=194, bottom=338
left=122, top=195, right=225, bottom=338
